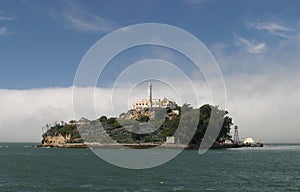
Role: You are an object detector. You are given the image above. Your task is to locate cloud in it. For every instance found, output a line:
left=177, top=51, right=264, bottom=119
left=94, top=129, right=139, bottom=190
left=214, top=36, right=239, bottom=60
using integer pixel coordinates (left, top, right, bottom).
left=235, top=36, right=266, bottom=54
left=0, top=11, right=15, bottom=21
left=249, top=22, right=294, bottom=39
left=1, top=70, right=300, bottom=144
left=225, top=74, right=300, bottom=143
left=49, top=1, right=119, bottom=33
left=0, top=87, right=74, bottom=142
left=0, top=11, right=15, bottom=36
left=0, top=87, right=112, bottom=142
left=210, top=26, right=300, bottom=143
left=0, top=27, right=12, bottom=36
left=0, top=80, right=212, bottom=142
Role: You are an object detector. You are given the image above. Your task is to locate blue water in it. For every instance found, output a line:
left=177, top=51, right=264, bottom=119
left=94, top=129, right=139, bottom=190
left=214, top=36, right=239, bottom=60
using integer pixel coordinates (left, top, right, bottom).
left=0, top=143, right=299, bottom=192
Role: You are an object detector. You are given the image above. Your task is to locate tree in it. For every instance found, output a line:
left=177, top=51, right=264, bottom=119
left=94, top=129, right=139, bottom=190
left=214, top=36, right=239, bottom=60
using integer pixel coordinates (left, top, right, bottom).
left=98, top=116, right=107, bottom=123
left=188, top=104, right=233, bottom=146
left=136, top=115, right=150, bottom=122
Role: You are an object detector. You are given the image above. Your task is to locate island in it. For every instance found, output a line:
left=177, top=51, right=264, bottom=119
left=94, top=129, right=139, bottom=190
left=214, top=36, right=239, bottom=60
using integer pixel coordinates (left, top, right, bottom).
left=41, top=83, right=263, bottom=149
left=41, top=104, right=262, bottom=149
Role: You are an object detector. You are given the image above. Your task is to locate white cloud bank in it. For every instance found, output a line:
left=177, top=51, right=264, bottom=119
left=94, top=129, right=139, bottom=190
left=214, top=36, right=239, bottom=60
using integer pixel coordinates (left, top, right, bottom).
left=0, top=88, right=74, bottom=142
left=0, top=73, right=299, bottom=143
left=225, top=74, right=300, bottom=143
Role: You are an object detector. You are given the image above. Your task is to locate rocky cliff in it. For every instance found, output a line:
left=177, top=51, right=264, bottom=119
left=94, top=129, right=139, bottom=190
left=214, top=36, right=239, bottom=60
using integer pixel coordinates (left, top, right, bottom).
left=41, top=123, right=83, bottom=147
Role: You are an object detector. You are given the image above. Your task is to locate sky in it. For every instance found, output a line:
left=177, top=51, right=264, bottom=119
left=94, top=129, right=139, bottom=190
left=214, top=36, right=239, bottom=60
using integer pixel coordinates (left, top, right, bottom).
left=1, top=0, right=300, bottom=143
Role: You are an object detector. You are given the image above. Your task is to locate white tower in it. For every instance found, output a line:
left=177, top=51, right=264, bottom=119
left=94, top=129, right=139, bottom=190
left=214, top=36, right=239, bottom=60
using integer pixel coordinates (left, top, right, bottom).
left=148, top=83, right=152, bottom=108
left=233, top=125, right=240, bottom=144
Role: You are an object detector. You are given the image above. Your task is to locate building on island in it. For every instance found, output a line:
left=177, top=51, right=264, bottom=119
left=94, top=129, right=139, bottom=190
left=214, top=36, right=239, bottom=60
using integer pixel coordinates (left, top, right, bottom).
left=243, top=137, right=256, bottom=145
left=165, top=136, right=175, bottom=144
left=131, top=83, right=177, bottom=110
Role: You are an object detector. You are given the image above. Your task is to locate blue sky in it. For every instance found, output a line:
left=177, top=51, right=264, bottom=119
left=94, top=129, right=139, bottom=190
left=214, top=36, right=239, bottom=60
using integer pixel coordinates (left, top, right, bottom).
left=0, top=0, right=299, bottom=89
left=1, top=0, right=300, bottom=142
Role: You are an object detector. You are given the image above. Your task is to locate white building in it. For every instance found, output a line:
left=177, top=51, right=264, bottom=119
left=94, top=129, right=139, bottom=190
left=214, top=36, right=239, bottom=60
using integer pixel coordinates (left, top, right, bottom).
left=224, top=139, right=233, bottom=144
left=165, top=136, right=175, bottom=144
left=131, top=83, right=177, bottom=110
left=243, top=137, right=256, bottom=145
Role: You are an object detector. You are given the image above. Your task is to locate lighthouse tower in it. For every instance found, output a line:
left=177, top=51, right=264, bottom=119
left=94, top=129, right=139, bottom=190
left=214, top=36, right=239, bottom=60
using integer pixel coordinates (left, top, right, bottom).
left=148, top=83, right=152, bottom=108
left=233, top=125, right=240, bottom=144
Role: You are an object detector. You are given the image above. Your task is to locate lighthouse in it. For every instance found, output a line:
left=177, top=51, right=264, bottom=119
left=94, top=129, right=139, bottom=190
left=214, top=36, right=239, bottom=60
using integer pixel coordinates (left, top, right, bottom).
left=131, top=83, right=176, bottom=110
left=148, top=83, right=152, bottom=108
left=233, top=125, right=240, bottom=144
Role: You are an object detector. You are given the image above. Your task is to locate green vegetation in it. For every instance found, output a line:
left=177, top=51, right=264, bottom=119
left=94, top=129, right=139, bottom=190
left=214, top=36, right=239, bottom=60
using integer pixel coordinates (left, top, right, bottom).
left=42, top=103, right=233, bottom=146
left=98, top=104, right=233, bottom=146
left=136, top=115, right=150, bottom=122
left=42, top=124, right=83, bottom=144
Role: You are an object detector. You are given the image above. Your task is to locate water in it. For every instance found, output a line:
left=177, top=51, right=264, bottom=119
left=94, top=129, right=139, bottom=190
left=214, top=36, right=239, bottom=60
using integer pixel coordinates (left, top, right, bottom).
left=0, top=143, right=299, bottom=192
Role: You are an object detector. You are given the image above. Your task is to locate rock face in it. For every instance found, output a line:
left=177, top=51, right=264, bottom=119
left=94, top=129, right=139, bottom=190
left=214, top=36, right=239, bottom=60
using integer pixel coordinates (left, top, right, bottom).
left=41, top=124, right=83, bottom=147
left=119, top=108, right=156, bottom=120
left=43, top=134, right=71, bottom=147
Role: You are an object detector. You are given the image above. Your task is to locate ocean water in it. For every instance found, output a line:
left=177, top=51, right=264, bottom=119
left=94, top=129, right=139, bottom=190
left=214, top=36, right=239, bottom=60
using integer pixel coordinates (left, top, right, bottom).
left=0, top=143, right=299, bottom=192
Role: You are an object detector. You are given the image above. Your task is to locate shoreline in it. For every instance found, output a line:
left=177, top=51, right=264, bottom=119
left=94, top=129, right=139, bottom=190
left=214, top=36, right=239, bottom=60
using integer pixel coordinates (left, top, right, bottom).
left=38, top=142, right=263, bottom=149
